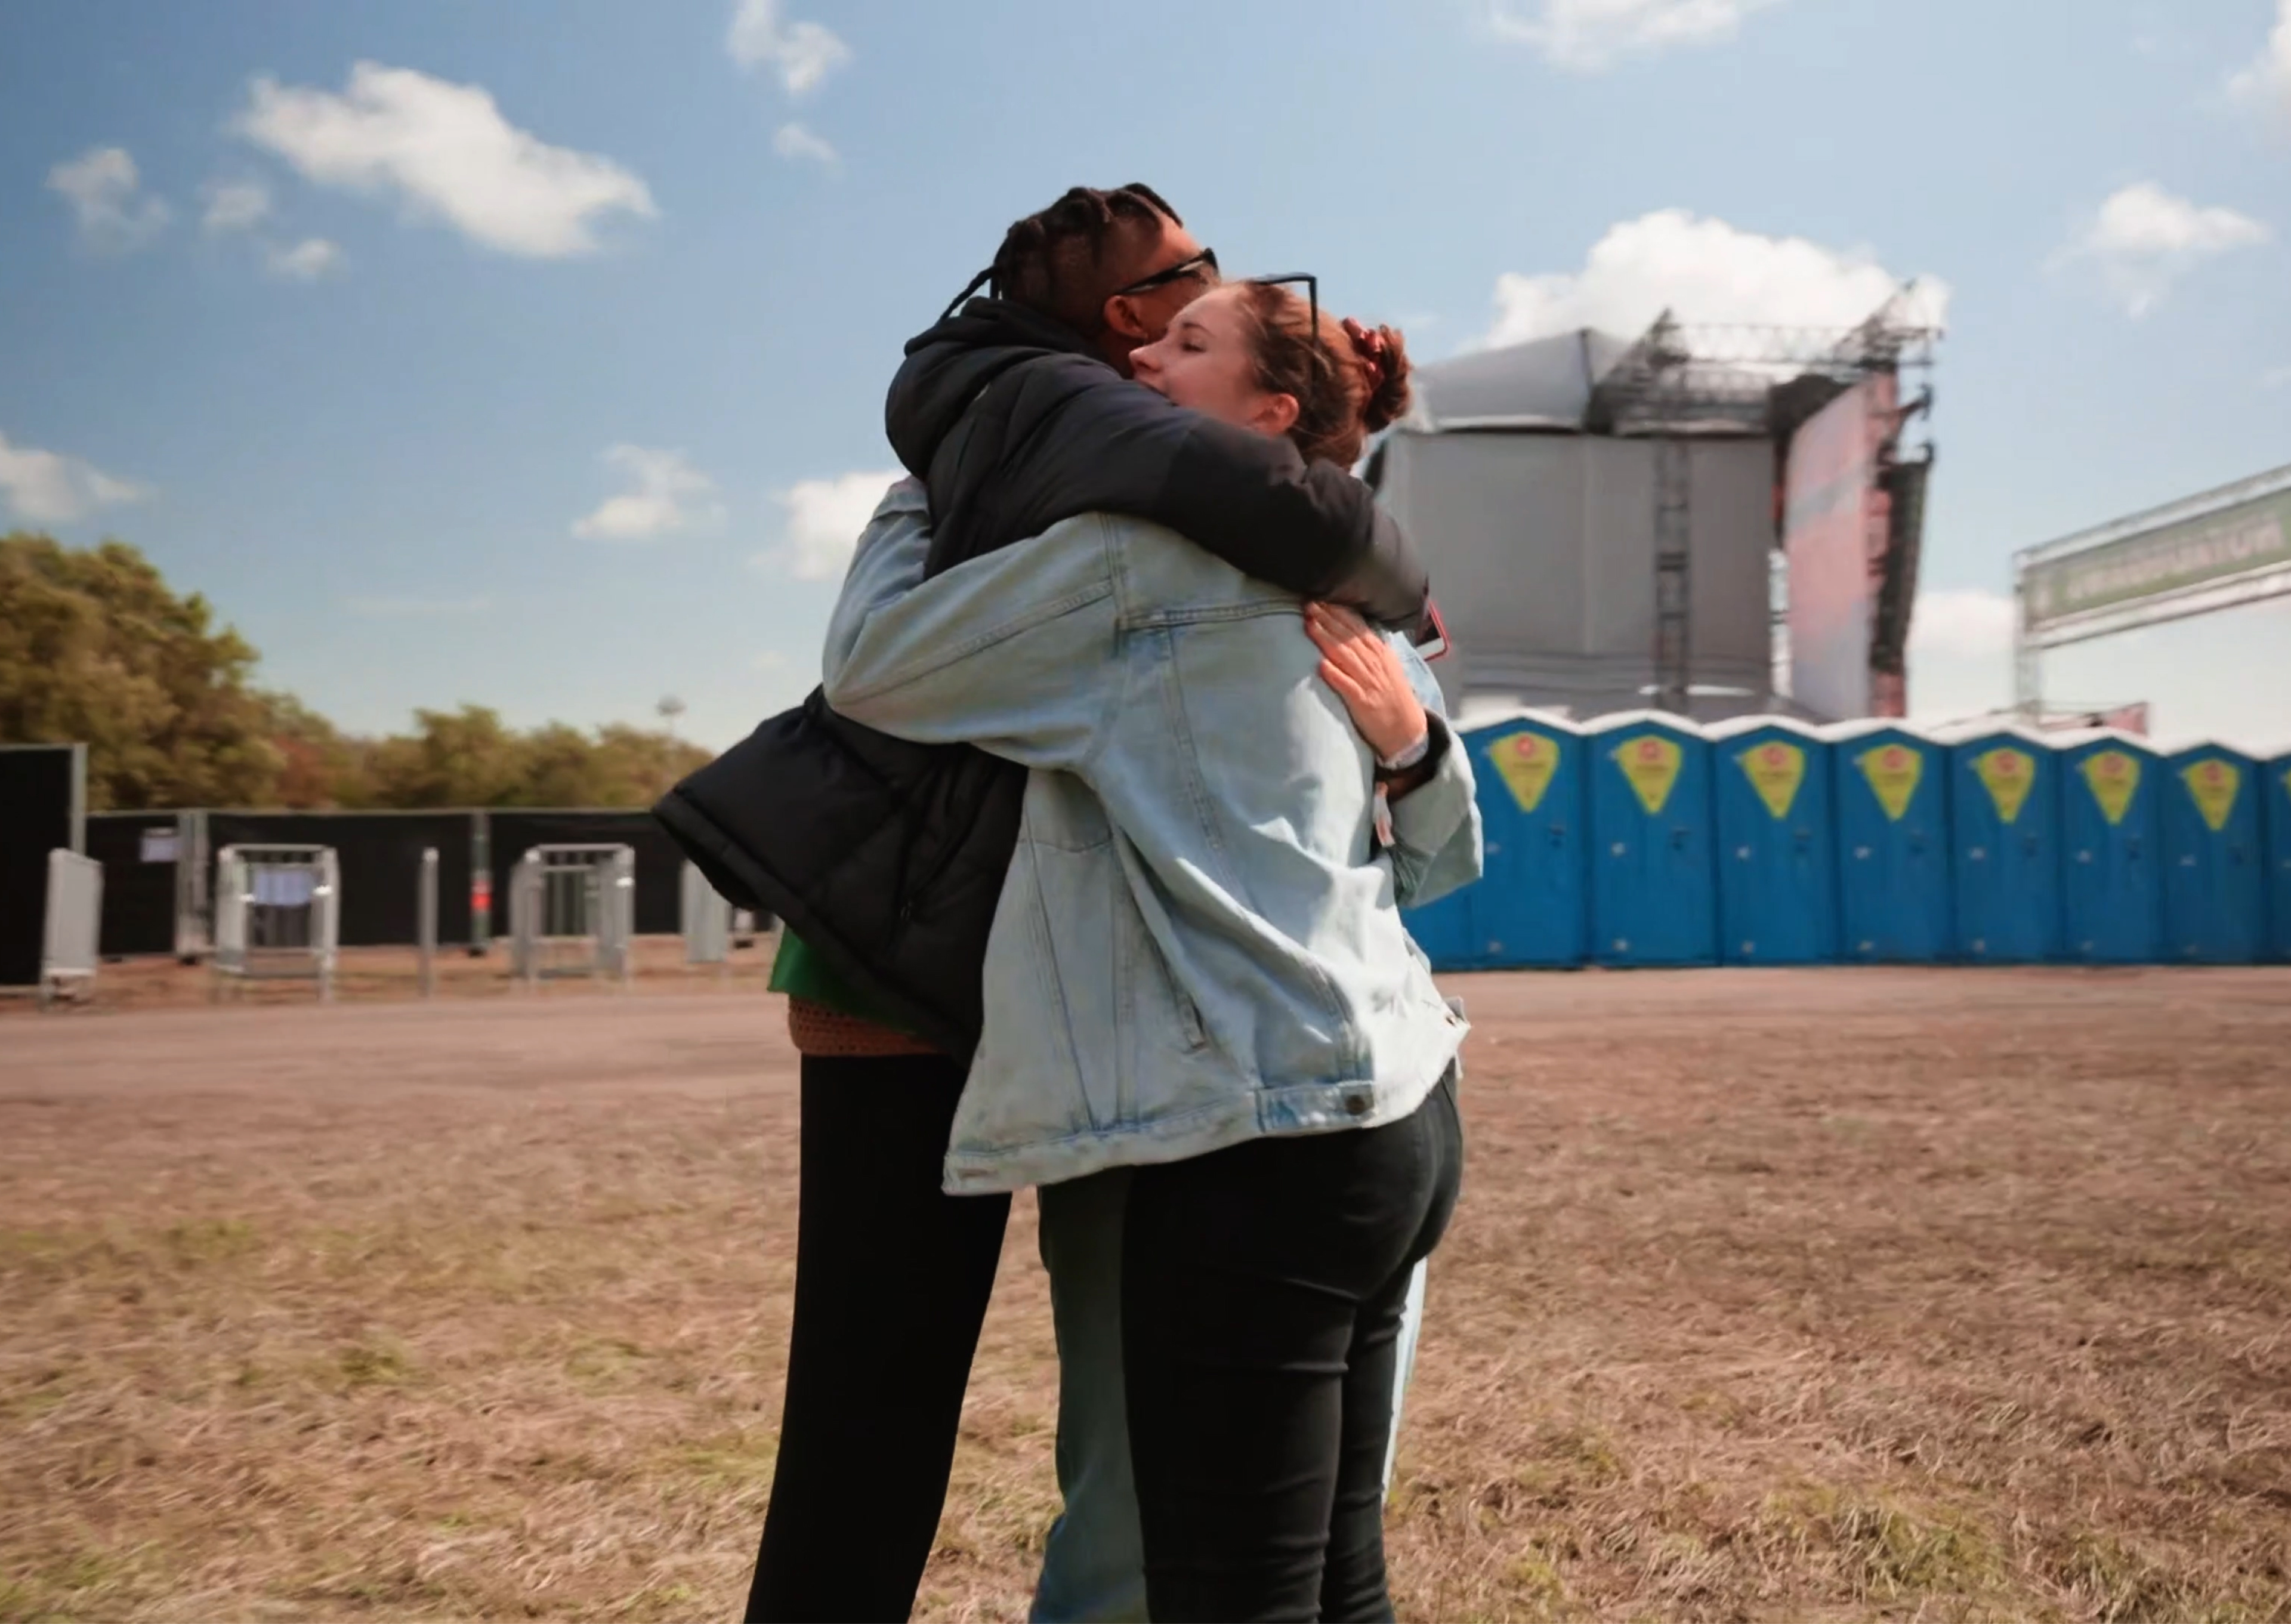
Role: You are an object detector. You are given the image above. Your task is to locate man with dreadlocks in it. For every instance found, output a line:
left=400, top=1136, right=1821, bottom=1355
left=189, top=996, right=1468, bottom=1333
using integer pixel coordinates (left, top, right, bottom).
left=656, top=184, right=1433, bottom=1620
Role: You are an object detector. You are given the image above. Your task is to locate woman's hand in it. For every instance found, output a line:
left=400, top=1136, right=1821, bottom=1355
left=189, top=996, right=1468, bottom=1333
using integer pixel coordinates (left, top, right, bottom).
left=1305, top=603, right=1427, bottom=764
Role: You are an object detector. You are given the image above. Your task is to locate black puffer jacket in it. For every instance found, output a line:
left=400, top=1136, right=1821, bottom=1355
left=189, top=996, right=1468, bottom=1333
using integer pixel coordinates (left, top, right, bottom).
left=654, top=300, right=1430, bottom=1057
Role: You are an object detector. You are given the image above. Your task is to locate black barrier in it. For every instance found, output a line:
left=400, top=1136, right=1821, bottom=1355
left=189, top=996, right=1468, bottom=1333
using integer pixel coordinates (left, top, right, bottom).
left=488, top=810, right=684, bottom=937
left=86, top=812, right=181, bottom=957
left=206, top=811, right=477, bottom=948
left=0, top=746, right=80, bottom=986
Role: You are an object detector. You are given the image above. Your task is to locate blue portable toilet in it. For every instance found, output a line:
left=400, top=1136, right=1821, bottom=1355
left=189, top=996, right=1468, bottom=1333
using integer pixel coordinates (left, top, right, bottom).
left=1826, top=721, right=1953, bottom=962
left=2265, top=742, right=2291, bottom=964
left=2053, top=729, right=2165, bottom=964
left=1586, top=712, right=1716, bottom=967
left=2161, top=741, right=2267, bottom=964
left=1410, top=711, right=1589, bottom=969
left=1705, top=715, right=1838, bottom=965
left=1942, top=720, right=2062, bottom=964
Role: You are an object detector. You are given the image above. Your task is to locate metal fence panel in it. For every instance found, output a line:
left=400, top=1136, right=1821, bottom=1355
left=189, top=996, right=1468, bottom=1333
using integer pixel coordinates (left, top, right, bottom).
left=489, top=811, right=683, bottom=937
left=683, top=861, right=733, bottom=965
left=212, top=844, right=339, bottom=1001
left=40, top=850, right=103, bottom=1005
left=510, top=844, right=635, bottom=986
left=0, top=745, right=82, bottom=988
left=206, top=811, right=473, bottom=947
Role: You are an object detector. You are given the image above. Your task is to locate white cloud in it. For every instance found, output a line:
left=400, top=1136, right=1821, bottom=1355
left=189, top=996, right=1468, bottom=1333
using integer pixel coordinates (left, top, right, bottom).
left=200, top=177, right=273, bottom=234
left=233, top=62, right=657, bottom=258
left=572, top=445, right=724, bottom=542
left=267, top=237, right=346, bottom=280
left=1907, top=588, right=2017, bottom=660
left=344, top=594, right=492, bottom=618
left=1483, top=209, right=1947, bottom=347
left=47, top=146, right=171, bottom=252
left=2229, top=0, right=2291, bottom=119
left=767, top=468, right=902, bottom=581
left=2058, top=183, right=2270, bottom=317
left=773, top=122, right=839, bottom=166
left=1487, top=0, right=1781, bottom=71
left=728, top=0, right=853, bottom=95
left=0, top=432, right=148, bottom=526
left=1904, top=589, right=2019, bottom=725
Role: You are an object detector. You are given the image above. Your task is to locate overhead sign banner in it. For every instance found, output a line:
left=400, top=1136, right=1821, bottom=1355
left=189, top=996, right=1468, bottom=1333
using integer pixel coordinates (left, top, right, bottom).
left=2023, top=487, right=2291, bottom=635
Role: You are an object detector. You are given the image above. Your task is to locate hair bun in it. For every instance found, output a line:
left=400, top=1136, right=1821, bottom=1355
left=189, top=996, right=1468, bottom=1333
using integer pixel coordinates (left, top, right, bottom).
left=1342, top=317, right=1413, bottom=434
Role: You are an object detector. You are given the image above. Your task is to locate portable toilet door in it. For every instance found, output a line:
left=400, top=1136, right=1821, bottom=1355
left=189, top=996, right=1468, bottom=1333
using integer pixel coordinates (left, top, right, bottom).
left=1827, top=721, right=1953, bottom=962
left=1947, top=723, right=2062, bottom=964
left=1705, top=715, right=1838, bottom=965
left=2267, top=743, right=2291, bottom=964
left=1586, top=712, right=1716, bottom=967
left=2162, top=742, right=2265, bottom=964
left=1453, top=712, right=1589, bottom=967
left=2054, top=730, right=2164, bottom=964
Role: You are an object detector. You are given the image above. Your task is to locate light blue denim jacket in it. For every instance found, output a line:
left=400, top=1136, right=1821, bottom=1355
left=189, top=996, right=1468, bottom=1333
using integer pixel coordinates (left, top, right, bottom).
left=822, top=480, right=1481, bottom=1194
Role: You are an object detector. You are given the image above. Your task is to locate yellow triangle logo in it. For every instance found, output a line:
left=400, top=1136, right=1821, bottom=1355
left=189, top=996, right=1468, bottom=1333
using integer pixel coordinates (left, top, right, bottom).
left=1973, top=748, right=2036, bottom=826
left=1857, top=743, right=1923, bottom=822
left=2081, top=749, right=2141, bottom=826
left=1614, top=734, right=1682, bottom=816
left=1490, top=730, right=1560, bottom=814
left=2180, top=758, right=2240, bottom=834
left=1737, top=741, right=1805, bottom=820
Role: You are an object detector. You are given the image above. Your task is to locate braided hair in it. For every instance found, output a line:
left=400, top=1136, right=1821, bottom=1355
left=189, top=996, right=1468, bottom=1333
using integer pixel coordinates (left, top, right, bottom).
left=986, top=184, right=1184, bottom=337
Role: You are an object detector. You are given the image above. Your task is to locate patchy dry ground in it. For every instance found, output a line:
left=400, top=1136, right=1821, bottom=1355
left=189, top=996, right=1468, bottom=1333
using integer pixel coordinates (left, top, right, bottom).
left=2, top=968, right=2286, bottom=1622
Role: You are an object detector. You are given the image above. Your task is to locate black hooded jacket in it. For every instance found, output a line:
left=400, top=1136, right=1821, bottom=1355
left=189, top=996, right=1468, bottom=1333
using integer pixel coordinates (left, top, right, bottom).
left=653, top=299, right=1431, bottom=1056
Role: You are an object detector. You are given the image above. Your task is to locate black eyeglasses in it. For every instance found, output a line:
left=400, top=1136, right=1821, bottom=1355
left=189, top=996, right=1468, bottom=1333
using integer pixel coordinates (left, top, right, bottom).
left=1111, top=247, right=1220, bottom=299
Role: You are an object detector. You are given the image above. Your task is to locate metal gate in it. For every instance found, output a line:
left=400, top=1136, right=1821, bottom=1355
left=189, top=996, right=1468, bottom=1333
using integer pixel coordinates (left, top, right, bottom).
left=40, top=850, right=104, bottom=1007
left=510, top=844, right=635, bottom=986
left=212, top=844, right=339, bottom=1001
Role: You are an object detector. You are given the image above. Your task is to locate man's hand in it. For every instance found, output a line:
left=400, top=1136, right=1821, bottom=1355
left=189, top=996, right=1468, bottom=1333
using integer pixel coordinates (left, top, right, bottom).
left=1305, top=603, right=1428, bottom=764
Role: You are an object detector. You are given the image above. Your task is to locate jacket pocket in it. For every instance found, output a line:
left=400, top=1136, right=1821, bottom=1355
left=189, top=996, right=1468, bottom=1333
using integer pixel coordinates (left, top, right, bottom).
left=1111, top=857, right=1214, bottom=1131
left=1022, top=836, right=1125, bottom=1134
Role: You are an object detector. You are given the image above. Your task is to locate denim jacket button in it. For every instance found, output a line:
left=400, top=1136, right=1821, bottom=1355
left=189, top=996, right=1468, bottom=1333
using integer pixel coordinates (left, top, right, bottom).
left=1344, top=1092, right=1371, bottom=1116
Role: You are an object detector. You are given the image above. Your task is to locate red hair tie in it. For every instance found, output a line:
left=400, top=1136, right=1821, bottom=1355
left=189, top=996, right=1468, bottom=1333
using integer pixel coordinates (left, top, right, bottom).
left=1341, top=316, right=1388, bottom=393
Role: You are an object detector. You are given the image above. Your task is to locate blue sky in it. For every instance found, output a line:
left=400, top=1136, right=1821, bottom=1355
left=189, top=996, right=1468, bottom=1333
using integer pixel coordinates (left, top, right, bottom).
left=4, top=0, right=2289, bottom=751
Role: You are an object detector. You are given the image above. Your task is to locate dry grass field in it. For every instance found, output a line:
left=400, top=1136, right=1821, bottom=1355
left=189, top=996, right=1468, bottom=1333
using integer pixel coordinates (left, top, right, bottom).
left=3, top=965, right=2287, bottom=1622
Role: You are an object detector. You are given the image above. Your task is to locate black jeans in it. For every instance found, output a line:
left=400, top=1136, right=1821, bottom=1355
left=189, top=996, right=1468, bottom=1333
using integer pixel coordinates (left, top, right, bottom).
left=744, top=1053, right=1011, bottom=1622
left=1120, top=1073, right=1464, bottom=1622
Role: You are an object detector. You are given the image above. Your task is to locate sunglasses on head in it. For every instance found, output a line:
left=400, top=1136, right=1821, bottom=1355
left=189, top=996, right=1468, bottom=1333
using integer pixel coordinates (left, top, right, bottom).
left=1246, top=272, right=1320, bottom=345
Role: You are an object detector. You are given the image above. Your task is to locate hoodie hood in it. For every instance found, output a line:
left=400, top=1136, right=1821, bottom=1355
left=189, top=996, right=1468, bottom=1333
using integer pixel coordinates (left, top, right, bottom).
left=885, top=298, right=1107, bottom=480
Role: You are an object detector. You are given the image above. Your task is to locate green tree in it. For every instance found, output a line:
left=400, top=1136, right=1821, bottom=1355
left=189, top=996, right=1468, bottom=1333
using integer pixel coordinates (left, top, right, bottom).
left=0, top=533, right=282, bottom=809
left=362, top=705, right=532, bottom=808
left=3, top=533, right=715, bottom=811
left=258, top=691, right=372, bottom=809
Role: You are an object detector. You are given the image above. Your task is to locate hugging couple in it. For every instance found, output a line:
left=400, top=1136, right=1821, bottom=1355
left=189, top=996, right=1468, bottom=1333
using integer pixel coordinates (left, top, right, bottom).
left=661, top=181, right=1482, bottom=1622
